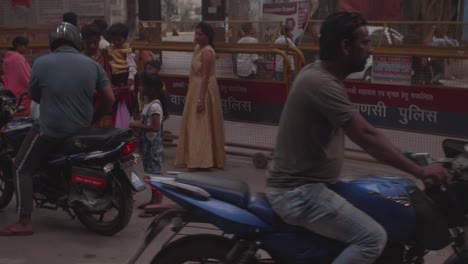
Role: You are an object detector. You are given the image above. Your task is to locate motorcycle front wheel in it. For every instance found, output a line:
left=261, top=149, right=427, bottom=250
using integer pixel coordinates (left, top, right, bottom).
left=74, top=175, right=133, bottom=236
left=151, top=234, right=254, bottom=264
left=0, top=160, right=14, bottom=209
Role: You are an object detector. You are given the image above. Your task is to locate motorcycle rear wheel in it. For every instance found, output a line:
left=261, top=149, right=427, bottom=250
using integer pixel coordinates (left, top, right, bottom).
left=74, top=176, right=133, bottom=236
left=0, top=161, right=14, bottom=210
left=151, top=234, right=253, bottom=264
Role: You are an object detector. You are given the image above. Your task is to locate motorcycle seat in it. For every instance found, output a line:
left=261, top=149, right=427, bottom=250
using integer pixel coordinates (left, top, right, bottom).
left=247, top=192, right=284, bottom=225
left=175, top=174, right=250, bottom=208
left=60, top=128, right=133, bottom=154
left=174, top=175, right=302, bottom=229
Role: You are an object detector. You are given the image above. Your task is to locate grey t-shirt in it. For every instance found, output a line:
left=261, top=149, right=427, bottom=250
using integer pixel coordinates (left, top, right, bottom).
left=267, top=62, right=357, bottom=188
left=29, top=47, right=109, bottom=138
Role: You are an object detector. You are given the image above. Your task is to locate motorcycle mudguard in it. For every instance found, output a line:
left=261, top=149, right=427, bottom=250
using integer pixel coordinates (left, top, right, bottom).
left=128, top=209, right=188, bottom=264
left=150, top=180, right=271, bottom=235
left=330, top=175, right=417, bottom=242
left=120, top=161, right=145, bottom=192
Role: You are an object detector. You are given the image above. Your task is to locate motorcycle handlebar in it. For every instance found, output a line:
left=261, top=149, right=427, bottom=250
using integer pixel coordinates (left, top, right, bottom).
left=404, top=151, right=468, bottom=186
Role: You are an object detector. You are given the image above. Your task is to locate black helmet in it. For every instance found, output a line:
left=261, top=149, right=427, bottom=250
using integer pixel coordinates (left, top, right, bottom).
left=49, top=22, right=82, bottom=51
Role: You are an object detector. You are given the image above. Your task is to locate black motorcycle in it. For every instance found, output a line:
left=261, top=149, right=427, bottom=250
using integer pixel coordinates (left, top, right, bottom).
left=0, top=93, right=145, bottom=235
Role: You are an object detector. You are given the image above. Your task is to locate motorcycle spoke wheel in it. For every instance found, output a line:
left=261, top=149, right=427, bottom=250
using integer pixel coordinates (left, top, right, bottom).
left=0, top=162, right=14, bottom=209
left=74, top=176, right=133, bottom=236
left=0, top=181, right=5, bottom=193
left=87, top=196, right=121, bottom=223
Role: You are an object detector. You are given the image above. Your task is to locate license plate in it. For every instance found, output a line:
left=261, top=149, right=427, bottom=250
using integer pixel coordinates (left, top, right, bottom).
left=122, top=162, right=146, bottom=192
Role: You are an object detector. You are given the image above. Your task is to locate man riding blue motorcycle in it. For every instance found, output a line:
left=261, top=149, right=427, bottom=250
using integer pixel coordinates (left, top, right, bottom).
left=0, top=22, right=115, bottom=236
left=265, top=12, right=451, bottom=264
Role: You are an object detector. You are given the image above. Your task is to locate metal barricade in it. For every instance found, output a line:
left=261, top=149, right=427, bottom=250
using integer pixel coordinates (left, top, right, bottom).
left=3, top=20, right=468, bottom=167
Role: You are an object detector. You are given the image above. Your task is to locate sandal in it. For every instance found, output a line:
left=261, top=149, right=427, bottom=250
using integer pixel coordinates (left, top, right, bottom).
left=0, top=224, right=34, bottom=236
left=137, top=202, right=153, bottom=210
left=138, top=211, right=157, bottom=218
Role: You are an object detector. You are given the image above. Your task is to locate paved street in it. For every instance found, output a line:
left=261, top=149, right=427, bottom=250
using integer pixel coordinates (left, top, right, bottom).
left=0, top=146, right=456, bottom=264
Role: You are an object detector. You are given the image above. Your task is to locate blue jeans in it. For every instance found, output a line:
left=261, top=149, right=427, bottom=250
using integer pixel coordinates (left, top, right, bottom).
left=266, top=183, right=387, bottom=264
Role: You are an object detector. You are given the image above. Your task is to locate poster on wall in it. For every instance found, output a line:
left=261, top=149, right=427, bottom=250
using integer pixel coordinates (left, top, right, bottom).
left=371, top=55, right=412, bottom=86
left=262, top=1, right=311, bottom=41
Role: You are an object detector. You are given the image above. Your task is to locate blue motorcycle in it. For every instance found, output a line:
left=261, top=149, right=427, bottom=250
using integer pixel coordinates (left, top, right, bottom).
left=0, top=93, right=145, bottom=235
left=128, top=141, right=468, bottom=264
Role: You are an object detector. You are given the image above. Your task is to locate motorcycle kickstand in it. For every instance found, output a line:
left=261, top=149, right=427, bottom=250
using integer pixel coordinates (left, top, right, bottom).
left=62, top=206, right=76, bottom=220
left=57, top=196, right=76, bottom=220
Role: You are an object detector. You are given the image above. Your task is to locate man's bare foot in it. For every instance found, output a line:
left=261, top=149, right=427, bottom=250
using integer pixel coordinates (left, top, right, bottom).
left=0, top=222, right=33, bottom=236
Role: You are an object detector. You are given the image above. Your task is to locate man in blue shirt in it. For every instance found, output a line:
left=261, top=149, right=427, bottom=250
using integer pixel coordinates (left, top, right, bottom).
left=0, top=22, right=115, bottom=236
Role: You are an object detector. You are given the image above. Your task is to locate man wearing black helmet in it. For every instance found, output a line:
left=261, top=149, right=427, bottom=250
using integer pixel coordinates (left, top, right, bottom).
left=0, top=22, right=115, bottom=236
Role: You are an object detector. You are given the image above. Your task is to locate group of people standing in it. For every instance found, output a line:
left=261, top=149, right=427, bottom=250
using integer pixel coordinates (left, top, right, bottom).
left=80, top=18, right=226, bottom=215
left=0, top=15, right=226, bottom=229
left=80, top=19, right=225, bottom=174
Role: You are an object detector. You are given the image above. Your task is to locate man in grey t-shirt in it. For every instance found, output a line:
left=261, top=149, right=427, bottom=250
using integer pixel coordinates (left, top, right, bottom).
left=266, top=12, right=451, bottom=263
left=0, top=23, right=115, bottom=236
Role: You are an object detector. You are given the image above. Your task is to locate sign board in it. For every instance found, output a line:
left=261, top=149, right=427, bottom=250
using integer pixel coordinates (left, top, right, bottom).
left=344, top=81, right=468, bottom=138
left=161, top=76, right=288, bottom=124
left=372, top=55, right=412, bottom=86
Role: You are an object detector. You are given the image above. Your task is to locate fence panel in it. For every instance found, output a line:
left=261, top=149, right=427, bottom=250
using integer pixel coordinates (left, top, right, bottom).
left=2, top=21, right=468, bottom=167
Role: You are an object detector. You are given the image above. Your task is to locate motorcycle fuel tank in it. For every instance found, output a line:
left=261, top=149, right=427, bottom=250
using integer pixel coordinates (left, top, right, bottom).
left=331, top=175, right=417, bottom=242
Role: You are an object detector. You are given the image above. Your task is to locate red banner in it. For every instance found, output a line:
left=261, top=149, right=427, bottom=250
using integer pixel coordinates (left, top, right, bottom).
left=338, top=0, right=402, bottom=21
left=344, top=82, right=467, bottom=112
left=11, top=0, right=31, bottom=8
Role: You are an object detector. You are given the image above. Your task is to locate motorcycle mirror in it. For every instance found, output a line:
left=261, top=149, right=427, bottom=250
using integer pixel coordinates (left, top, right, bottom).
left=408, top=152, right=432, bottom=166
left=464, top=144, right=468, bottom=154
left=16, top=106, right=25, bottom=113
